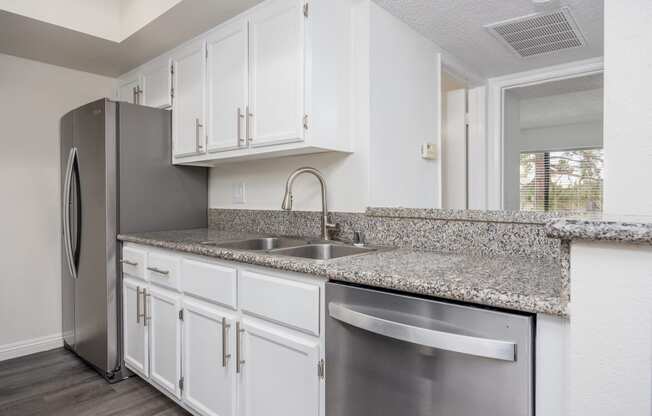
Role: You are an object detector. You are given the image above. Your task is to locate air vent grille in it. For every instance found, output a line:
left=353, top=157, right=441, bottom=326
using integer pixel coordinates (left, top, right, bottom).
left=486, top=7, right=585, bottom=58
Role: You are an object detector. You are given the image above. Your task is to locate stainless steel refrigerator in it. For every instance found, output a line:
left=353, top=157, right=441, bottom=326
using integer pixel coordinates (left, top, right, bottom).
left=60, top=99, right=207, bottom=382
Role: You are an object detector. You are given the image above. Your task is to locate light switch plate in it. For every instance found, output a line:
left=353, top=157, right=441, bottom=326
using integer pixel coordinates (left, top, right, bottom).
left=421, top=143, right=438, bottom=160
left=232, top=182, right=246, bottom=204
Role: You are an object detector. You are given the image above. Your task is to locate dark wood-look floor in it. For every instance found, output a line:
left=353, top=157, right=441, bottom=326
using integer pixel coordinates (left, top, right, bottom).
left=0, top=348, right=190, bottom=416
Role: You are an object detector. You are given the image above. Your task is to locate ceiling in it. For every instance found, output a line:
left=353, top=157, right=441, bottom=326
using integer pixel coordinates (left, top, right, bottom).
left=0, top=0, right=263, bottom=77
left=373, top=0, right=604, bottom=78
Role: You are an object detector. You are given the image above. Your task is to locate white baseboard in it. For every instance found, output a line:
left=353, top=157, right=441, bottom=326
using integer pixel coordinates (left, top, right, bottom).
left=0, top=333, right=63, bottom=362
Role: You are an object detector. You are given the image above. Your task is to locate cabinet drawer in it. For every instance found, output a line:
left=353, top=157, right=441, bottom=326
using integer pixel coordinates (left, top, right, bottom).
left=239, top=269, right=320, bottom=336
left=181, top=258, right=237, bottom=309
left=147, top=252, right=180, bottom=291
left=122, top=246, right=146, bottom=280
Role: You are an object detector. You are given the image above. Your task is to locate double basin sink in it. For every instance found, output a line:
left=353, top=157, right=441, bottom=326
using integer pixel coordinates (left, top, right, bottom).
left=200, top=237, right=377, bottom=261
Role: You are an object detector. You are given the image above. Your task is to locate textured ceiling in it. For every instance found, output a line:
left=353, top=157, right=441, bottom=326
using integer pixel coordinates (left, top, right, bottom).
left=373, top=0, right=604, bottom=78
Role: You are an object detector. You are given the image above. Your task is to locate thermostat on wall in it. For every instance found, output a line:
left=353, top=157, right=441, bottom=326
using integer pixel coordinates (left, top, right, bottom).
left=421, top=143, right=438, bottom=160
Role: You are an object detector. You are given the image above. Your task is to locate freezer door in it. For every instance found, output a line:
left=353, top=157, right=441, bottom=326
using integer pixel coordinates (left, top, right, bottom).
left=118, top=102, right=207, bottom=234
left=72, top=99, right=118, bottom=373
left=326, top=283, right=534, bottom=416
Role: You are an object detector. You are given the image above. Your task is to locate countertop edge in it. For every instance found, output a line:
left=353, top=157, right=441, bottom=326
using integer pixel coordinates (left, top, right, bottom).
left=118, top=234, right=568, bottom=317
left=546, top=218, right=652, bottom=244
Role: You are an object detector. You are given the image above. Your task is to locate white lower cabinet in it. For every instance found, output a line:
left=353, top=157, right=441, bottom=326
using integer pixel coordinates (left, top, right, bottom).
left=123, top=278, right=148, bottom=377
left=149, top=285, right=182, bottom=398
left=239, top=319, right=320, bottom=416
left=122, top=244, right=324, bottom=416
left=183, top=298, right=237, bottom=416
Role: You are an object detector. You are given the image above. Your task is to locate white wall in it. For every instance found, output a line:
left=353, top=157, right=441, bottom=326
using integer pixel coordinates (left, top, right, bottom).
left=0, top=53, right=114, bottom=358
left=569, top=242, right=652, bottom=415
left=520, top=121, right=603, bottom=153
left=503, top=91, right=521, bottom=210
left=368, top=2, right=441, bottom=208
left=603, top=0, right=652, bottom=215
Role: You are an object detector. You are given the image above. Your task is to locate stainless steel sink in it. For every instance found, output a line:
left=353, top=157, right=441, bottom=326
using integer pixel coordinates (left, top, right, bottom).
left=269, top=244, right=376, bottom=260
left=201, top=237, right=308, bottom=251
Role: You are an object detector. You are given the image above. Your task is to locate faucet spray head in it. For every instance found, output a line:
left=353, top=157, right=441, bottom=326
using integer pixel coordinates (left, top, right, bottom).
left=281, top=191, right=293, bottom=210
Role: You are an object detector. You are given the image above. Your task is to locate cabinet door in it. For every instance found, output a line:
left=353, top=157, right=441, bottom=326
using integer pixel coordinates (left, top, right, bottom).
left=239, top=319, right=320, bottom=416
left=142, top=59, right=172, bottom=109
left=148, top=285, right=182, bottom=398
left=206, top=19, right=248, bottom=152
left=172, top=41, right=206, bottom=158
left=118, top=77, right=141, bottom=104
left=123, top=279, right=148, bottom=377
left=248, top=0, right=305, bottom=147
left=183, top=299, right=236, bottom=416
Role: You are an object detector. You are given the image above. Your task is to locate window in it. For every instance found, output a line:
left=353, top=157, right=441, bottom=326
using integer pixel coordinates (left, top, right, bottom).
left=519, top=149, right=603, bottom=212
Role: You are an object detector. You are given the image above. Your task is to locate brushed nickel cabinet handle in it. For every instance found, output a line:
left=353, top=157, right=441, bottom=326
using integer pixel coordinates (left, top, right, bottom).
left=222, top=317, right=231, bottom=368
left=121, top=259, right=138, bottom=267
left=136, top=286, right=141, bottom=324
left=237, top=107, right=245, bottom=146
left=143, top=289, right=150, bottom=327
left=195, top=118, right=204, bottom=152
left=147, top=266, right=170, bottom=276
left=246, top=106, right=253, bottom=144
left=133, top=86, right=138, bottom=104
left=236, top=321, right=245, bottom=373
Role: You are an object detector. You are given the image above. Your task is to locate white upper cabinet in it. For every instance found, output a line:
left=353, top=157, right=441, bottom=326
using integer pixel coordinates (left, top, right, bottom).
left=248, top=0, right=305, bottom=147
left=118, top=77, right=141, bottom=104
left=171, top=41, right=207, bottom=158
left=142, top=59, right=172, bottom=109
left=117, top=0, right=354, bottom=165
left=206, top=19, right=249, bottom=153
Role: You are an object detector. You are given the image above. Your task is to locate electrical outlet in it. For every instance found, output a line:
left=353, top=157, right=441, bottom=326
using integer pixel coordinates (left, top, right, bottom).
left=232, top=182, right=246, bottom=204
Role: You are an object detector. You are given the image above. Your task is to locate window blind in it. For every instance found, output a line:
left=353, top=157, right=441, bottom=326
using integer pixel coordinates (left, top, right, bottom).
left=519, top=148, right=603, bottom=212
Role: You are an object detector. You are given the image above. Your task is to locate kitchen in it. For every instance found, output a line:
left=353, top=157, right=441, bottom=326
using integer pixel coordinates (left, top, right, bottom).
left=1, top=1, right=650, bottom=415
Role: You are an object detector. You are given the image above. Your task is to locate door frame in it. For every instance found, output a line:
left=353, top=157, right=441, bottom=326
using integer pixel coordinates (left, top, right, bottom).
left=486, top=57, right=604, bottom=210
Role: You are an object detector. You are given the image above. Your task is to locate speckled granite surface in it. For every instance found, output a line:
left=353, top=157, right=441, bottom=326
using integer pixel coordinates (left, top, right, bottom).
left=367, top=207, right=564, bottom=224
left=209, top=209, right=562, bottom=259
left=118, top=228, right=567, bottom=316
left=546, top=215, right=652, bottom=244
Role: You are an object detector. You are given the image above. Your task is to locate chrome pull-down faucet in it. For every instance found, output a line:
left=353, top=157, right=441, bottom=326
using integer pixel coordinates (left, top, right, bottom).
left=281, top=167, right=338, bottom=240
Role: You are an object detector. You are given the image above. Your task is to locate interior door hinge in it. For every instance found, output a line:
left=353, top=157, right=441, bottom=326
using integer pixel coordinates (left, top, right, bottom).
left=303, top=114, right=309, bottom=130
left=178, top=309, right=184, bottom=321
left=303, top=2, right=309, bottom=17
left=179, top=377, right=184, bottom=391
left=170, top=87, right=175, bottom=99
left=318, top=359, right=325, bottom=379
left=464, top=113, right=471, bottom=125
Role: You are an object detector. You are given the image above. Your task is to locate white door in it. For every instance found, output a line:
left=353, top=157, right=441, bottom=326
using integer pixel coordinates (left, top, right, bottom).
left=172, top=41, right=207, bottom=158
left=142, top=59, right=172, bottom=109
left=118, top=77, right=141, bottom=104
left=239, top=319, right=320, bottom=416
left=248, top=0, right=305, bottom=147
left=182, top=299, right=236, bottom=416
left=148, top=285, right=182, bottom=398
left=206, top=19, right=248, bottom=153
left=123, top=279, right=148, bottom=377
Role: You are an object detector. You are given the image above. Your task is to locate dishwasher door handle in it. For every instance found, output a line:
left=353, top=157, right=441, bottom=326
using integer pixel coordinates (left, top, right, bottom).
left=328, top=302, right=516, bottom=362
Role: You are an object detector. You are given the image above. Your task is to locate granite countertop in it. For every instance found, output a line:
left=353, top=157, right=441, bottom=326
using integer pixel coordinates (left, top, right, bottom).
left=546, top=214, right=652, bottom=244
left=118, top=228, right=566, bottom=316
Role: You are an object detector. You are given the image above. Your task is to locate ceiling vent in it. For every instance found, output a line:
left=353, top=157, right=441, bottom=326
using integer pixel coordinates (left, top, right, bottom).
left=485, top=7, right=586, bottom=58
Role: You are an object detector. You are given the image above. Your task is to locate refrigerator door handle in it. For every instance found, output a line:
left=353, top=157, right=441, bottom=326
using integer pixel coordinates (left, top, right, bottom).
left=71, top=150, right=82, bottom=275
left=62, top=147, right=76, bottom=279
left=329, top=302, right=516, bottom=362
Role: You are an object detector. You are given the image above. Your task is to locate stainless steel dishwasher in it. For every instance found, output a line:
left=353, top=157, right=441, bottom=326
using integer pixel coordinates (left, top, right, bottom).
left=326, top=282, right=534, bottom=416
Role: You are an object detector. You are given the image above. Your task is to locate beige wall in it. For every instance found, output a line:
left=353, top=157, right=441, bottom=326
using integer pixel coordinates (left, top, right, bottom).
left=0, top=53, right=114, bottom=356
